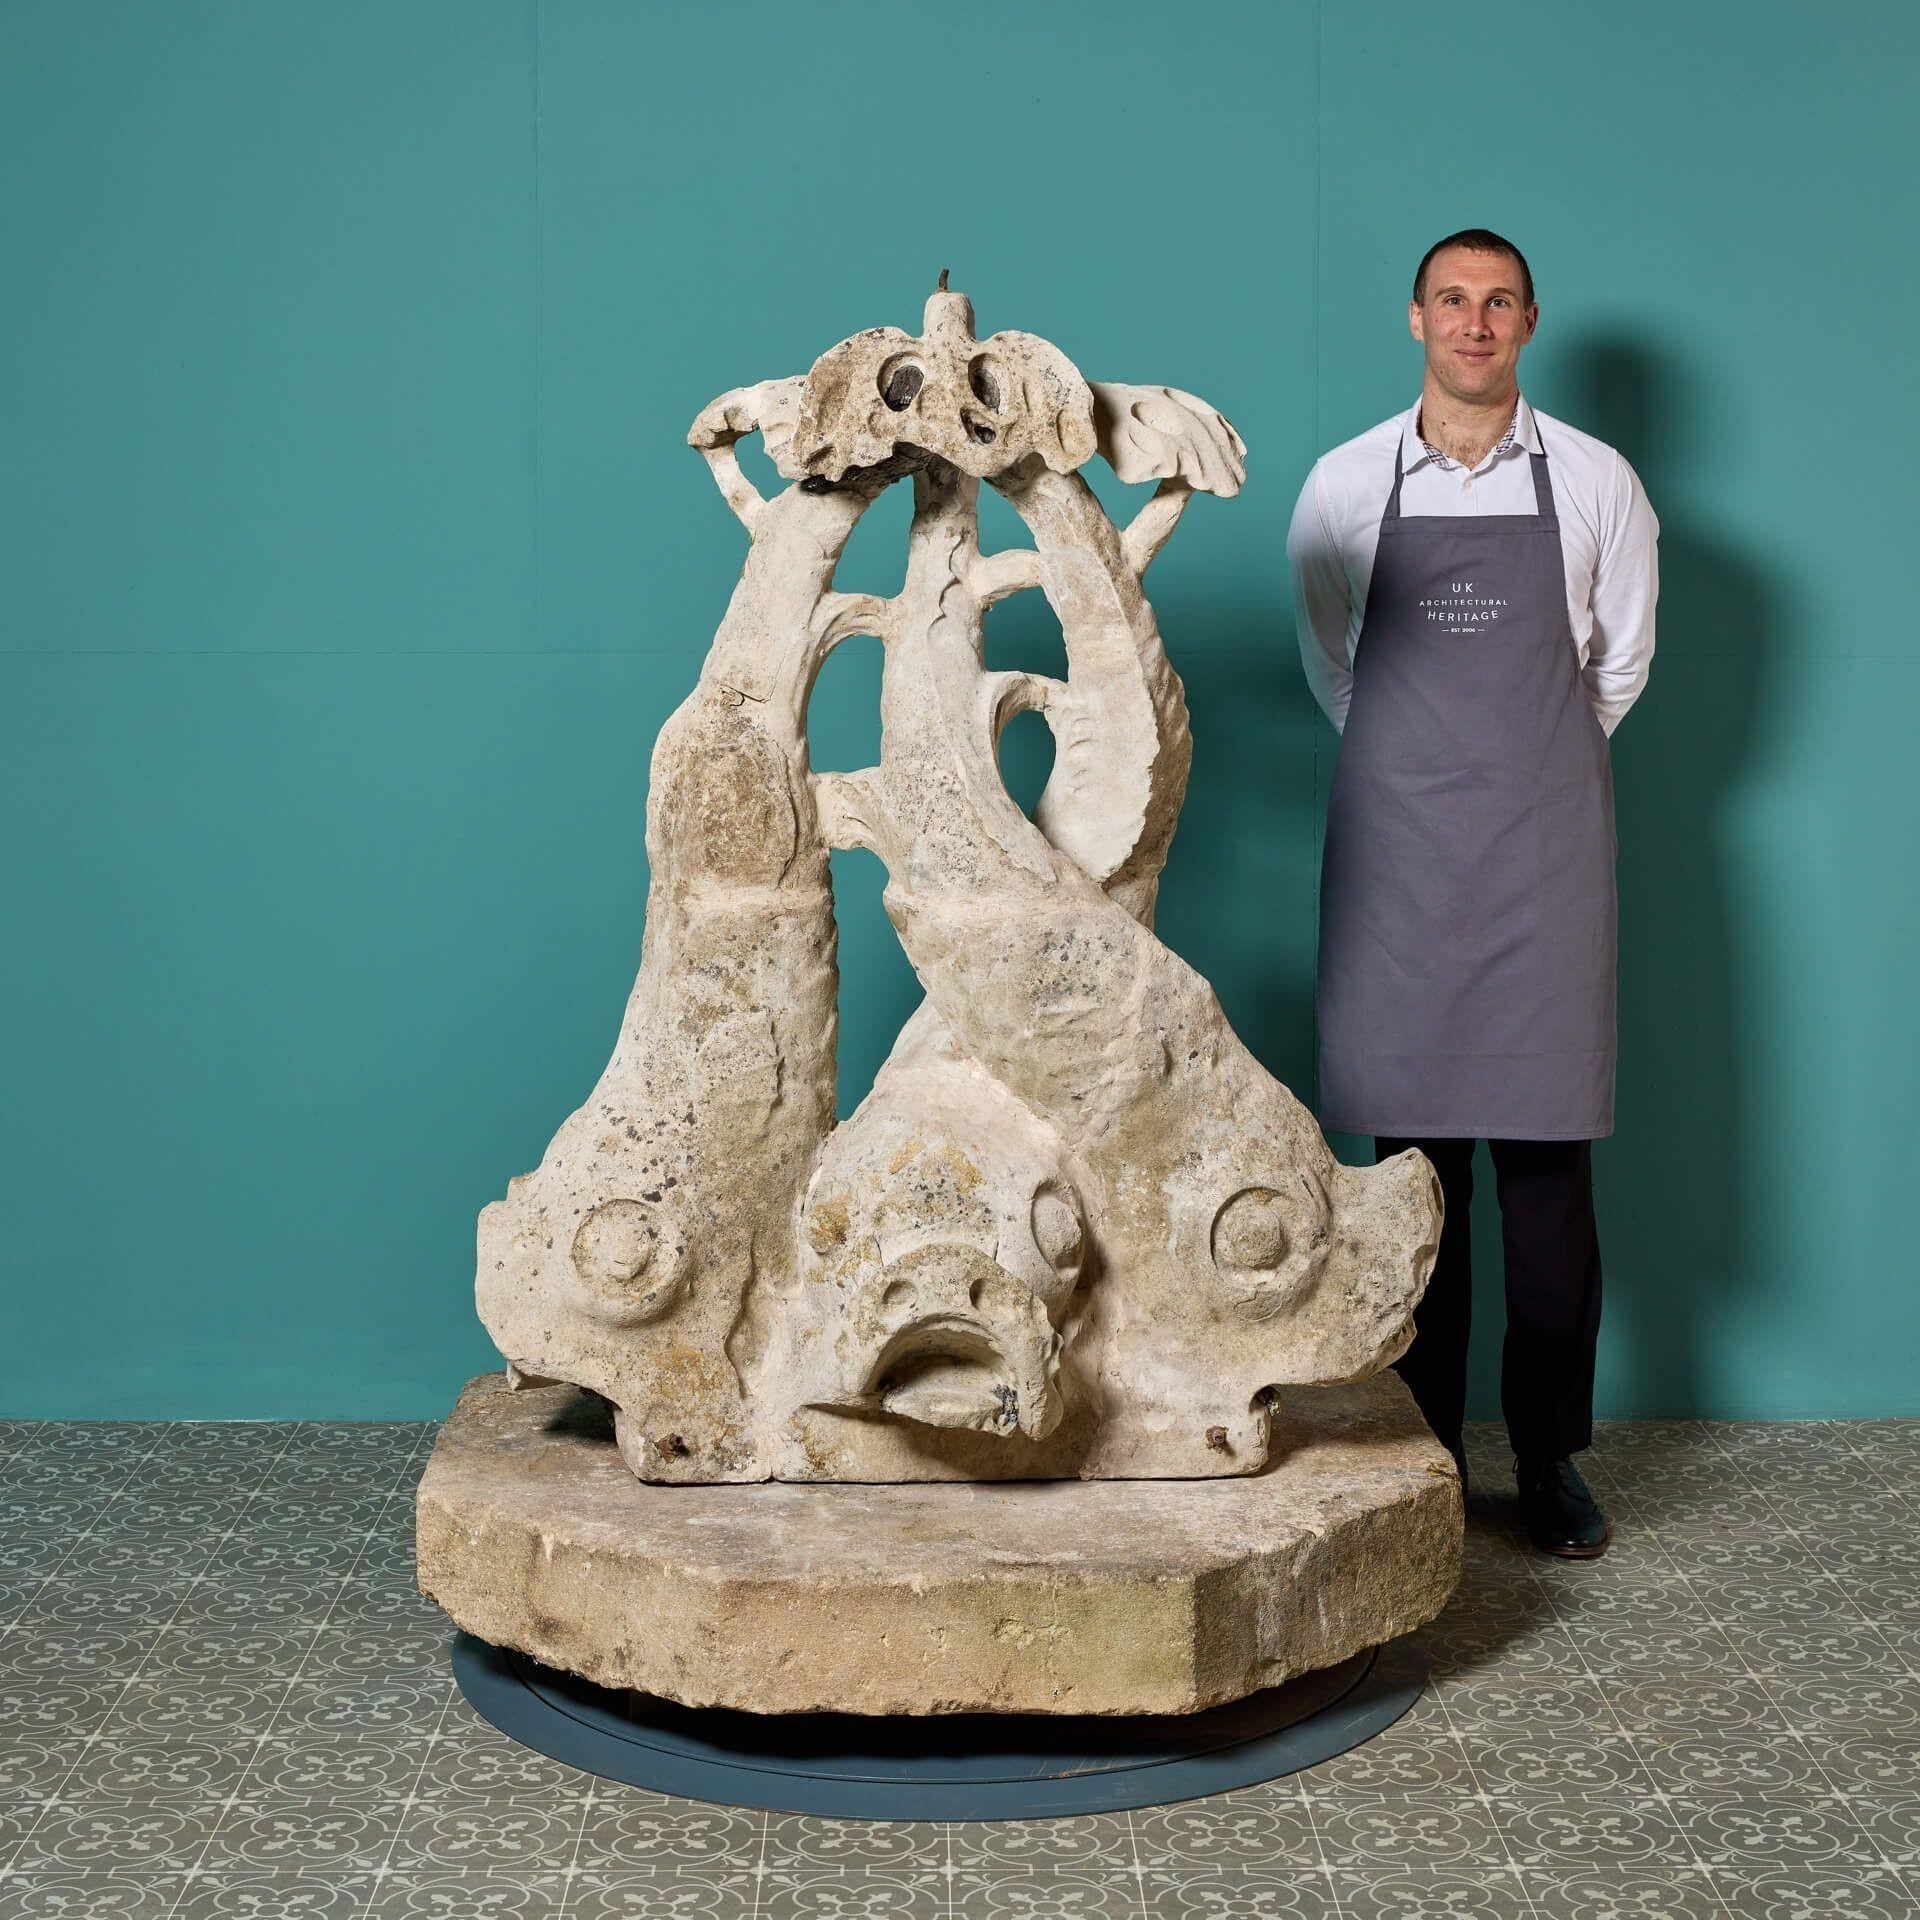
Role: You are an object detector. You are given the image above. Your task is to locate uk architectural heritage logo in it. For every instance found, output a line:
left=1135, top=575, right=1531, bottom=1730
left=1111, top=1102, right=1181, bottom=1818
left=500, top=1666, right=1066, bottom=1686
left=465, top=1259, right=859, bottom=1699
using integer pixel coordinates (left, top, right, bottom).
left=1418, top=580, right=1511, bottom=636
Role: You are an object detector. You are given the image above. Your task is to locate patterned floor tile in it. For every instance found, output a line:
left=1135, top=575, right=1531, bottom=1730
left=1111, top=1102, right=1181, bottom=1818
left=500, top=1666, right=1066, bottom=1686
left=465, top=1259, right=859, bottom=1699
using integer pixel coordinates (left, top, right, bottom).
left=1838, top=1423, right=1920, bottom=1466
left=123, top=1455, right=274, bottom=1497
left=263, top=1449, right=413, bottom=1487
left=1731, top=1621, right=1906, bottom=1674
left=171, top=1872, right=379, bottom=1918
left=1297, top=1725, right=1477, bottom=1794
left=0, top=1680, right=132, bottom=1740
left=240, top=1734, right=433, bottom=1799
left=0, top=1628, right=155, bottom=1682
left=12, top=1577, right=198, bottom=1634
left=0, top=1495, right=114, bottom=1535
left=0, top=1871, right=190, bottom=1918
left=1542, top=1576, right=1706, bottom=1627
left=1863, top=1613, right=1920, bottom=1663
left=1673, top=1572, right=1856, bottom=1629
left=1469, top=1731, right=1648, bottom=1796
left=196, top=1796, right=407, bottom=1871
left=0, top=1736, right=75, bottom=1797
left=1651, top=1528, right=1827, bottom=1574
left=570, top=1799, right=763, bottom=1872
left=61, top=1736, right=259, bottom=1802
left=0, top=1803, right=49, bottom=1858
left=54, top=1534, right=225, bottom=1579
left=1711, top=1864, right=1919, bottom=1918
left=410, top=1731, right=589, bottom=1799
left=201, top=1534, right=368, bottom=1580
left=1131, top=1796, right=1318, bottom=1870
left=1673, top=1792, right=1881, bottom=1868
left=1438, top=1674, right=1619, bottom=1734
left=167, top=1577, right=344, bottom=1632
left=1424, top=1617, right=1584, bottom=1680
left=1139, top=1872, right=1345, bottom=1917
left=1766, top=1491, right=1920, bottom=1534
left=1797, top=1732, right=1920, bottom=1792
left=270, top=1672, right=452, bottom=1737
left=94, top=1492, right=254, bottom=1532
left=1626, top=1490, right=1786, bottom=1530
left=242, top=1495, right=400, bottom=1534
left=1337, top=1866, right=1535, bottom=1918
left=567, top=1875, right=761, bottom=1919
left=96, top=1677, right=290, bottom=1740
left=361, top=1873, right=571, bottom=1919
left=1767, top=1674, right=1920, bottom=1736
left=1428, top=1577, right=1545, bottom=1622
left=385, top=1794, right=591, bottom=1871
left=1493, top=1794, right=1694, bottom=1869
left=756, top=1873, right=952, bottom=1920
left=1313, top=1791, right=1508, bottom=1870
left=1849, top=1796, right=1920, bottom=1863
left=1844, top=1570, right=1920, bottom=1622
left=1521, top=1864, right=1730, bottom=1918
left=0, top=1579, right=63, bottom=1631
left=137, top=1627, right=316, bottom=1680
left=3, top=1457, right=151, bottom=1496
left=760, top=1814, right=947, bottom=1870
left=947, top=1874, right=1138, bottom=1919
left=0, top=1533, right=80, bottom=1579
left=1574, top=1613, right=1734, bottom=1662
left=1604, top=1674, right=1787, bottom=1737
left=10, top=1799, right=231, bottom=1871
left=1631, top=1730, right=1812, bottom=1797
left=297, top=1629, right=452, bottom=1686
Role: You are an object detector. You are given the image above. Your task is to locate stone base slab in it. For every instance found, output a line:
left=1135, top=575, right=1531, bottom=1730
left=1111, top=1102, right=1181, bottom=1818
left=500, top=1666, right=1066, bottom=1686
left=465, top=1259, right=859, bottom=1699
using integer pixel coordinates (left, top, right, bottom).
left=416, top=1371, right=1462, bottom=1717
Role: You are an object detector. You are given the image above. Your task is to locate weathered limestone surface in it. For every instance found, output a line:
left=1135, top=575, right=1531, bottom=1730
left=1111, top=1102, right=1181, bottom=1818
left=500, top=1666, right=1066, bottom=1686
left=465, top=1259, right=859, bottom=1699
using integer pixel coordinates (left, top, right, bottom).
left=471, top=280, right=1446, bottom=1485
left=418, top=1371, right=1463, bottom=1716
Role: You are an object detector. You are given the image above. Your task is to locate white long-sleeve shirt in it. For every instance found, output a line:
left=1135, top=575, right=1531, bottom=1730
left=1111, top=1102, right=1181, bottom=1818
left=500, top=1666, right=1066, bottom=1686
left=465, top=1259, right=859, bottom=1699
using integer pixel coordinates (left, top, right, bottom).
left=1286, top=394, right=1659, bottom=734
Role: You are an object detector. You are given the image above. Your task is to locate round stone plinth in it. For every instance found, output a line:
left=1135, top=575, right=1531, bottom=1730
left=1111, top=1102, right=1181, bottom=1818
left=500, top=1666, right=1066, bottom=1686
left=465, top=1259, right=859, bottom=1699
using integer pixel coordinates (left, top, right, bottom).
left=416, top=1371, right=1461, bottom=1718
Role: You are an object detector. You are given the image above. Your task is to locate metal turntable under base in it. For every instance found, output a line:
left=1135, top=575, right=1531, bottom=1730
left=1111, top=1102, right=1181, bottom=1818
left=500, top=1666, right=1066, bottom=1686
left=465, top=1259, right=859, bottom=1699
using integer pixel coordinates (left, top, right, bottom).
left=450, top=1632, right=1431, bottom=1820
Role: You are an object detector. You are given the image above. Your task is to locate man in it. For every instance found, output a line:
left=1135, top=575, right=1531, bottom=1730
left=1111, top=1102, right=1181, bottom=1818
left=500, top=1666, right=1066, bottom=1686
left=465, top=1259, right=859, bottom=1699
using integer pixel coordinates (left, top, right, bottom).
left=1286, top=229, right=1658, bottom=1558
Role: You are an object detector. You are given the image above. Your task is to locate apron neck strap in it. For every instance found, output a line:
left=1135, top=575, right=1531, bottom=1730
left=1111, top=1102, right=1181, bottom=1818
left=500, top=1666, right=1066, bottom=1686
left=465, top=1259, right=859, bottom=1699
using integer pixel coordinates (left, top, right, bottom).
left=1528, top=442, right=1556, bottom=518
left=1387, top=442, right=1408, bottom=520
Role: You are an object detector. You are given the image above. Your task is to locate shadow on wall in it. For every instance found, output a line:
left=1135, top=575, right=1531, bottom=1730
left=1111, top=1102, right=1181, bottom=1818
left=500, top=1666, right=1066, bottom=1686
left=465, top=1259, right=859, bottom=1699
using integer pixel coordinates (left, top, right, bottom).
left=1462, top=331, right=1777, bottom=1425
left=1164, top=596, right=1323, bottom=1100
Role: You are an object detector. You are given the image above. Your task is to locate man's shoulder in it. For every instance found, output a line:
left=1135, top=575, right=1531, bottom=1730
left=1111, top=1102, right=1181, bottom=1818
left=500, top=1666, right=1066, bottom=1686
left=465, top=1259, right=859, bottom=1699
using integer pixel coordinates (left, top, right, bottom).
left=1530, top=404, right=1629, bottom=475
left=1314, top=409, right=1407, bottom=477
left=1301, top=410, right=1407, bottom=523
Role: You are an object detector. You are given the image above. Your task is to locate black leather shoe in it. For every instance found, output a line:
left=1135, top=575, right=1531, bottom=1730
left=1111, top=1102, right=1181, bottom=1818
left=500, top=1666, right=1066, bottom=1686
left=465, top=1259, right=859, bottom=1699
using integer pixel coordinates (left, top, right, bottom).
left=1515, top=1455, right=1610, bottom=1558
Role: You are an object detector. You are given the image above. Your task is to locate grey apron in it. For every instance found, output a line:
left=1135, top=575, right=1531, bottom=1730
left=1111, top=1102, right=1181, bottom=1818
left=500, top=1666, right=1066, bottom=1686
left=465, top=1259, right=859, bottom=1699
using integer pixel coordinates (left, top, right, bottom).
left=1316, top=434, right=1617, bottom=1139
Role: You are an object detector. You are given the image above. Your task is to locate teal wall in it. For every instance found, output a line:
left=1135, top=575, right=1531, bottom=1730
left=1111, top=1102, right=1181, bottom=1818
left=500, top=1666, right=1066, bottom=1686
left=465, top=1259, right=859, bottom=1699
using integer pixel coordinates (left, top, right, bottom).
left=4, top=1, right=1914, bottom=1419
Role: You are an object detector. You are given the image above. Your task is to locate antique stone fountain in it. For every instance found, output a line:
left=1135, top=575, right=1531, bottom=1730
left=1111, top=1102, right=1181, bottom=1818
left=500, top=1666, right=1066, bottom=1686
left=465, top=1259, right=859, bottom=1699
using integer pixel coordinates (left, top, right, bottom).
left=418, top=281, right=1462, bottom=1717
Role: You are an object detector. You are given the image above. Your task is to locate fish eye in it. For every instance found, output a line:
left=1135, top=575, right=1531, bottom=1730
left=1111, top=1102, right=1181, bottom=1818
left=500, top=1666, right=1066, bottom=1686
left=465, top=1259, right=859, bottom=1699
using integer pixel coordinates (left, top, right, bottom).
left=878, top=357, right=925, bottom=412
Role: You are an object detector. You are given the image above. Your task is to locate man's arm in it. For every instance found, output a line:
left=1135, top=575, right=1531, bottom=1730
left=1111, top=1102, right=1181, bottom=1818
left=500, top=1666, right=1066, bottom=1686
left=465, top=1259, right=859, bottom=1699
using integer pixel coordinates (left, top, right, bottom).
left=1286, top=462, right=1355, bottom=731
left=1585, top=452, right=1660, bottom=734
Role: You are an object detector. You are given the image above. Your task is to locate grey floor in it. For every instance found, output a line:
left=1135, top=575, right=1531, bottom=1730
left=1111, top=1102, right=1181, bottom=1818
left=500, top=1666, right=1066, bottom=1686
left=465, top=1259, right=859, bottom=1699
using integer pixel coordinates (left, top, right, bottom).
left=1, top=1418, right=1917, bottom=1919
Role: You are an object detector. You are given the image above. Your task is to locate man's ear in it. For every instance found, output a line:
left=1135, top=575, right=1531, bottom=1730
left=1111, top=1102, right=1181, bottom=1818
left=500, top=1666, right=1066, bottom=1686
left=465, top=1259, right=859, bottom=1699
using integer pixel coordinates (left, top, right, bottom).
left=1409, top=301, right=1426, bottom=342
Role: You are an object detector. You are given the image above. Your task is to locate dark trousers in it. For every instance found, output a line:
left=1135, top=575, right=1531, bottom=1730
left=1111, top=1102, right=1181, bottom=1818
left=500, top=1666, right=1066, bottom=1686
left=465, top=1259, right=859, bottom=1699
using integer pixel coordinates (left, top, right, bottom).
left=1374, top=1136, right=1603, bottom=1466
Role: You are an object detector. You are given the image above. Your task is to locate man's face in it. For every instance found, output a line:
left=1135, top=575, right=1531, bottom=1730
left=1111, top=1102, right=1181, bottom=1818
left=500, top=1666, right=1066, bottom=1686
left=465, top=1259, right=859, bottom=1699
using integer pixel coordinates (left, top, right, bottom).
left=1409, top=246, right=1537, bottom=401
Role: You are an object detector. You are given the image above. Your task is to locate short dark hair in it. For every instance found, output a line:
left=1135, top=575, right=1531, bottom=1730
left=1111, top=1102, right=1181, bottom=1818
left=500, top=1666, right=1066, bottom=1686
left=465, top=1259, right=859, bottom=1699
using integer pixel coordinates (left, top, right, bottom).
left=1414, top=229, right=1534, bottom=309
